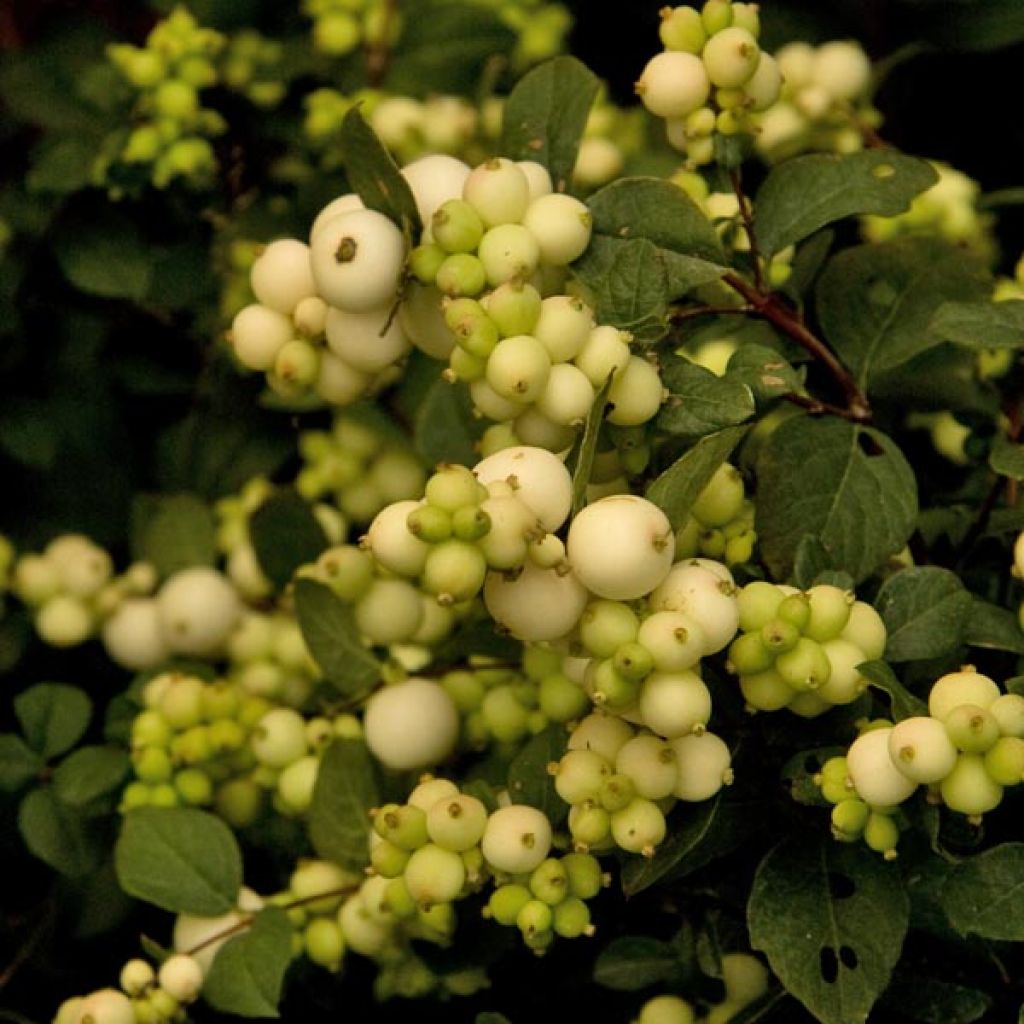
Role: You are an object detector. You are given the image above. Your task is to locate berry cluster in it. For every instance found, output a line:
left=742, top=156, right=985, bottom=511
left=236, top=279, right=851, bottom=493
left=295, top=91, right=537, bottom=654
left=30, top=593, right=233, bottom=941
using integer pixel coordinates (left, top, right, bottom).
left=673, top=463, right=756, bottom=566
left=103, top=7, right=226, bottom=190
left=554, top=712, right=732, bottom=858
left=820, top=669, right=1024, bottom=858
left=862, top=161, right=996, bottom=263
left=225, top=609, right=321, bottom=708
left=727, top=582, right=886, bottom=716
left=303, top=0, right=395, bottom=58
left=221, top=30, right=286, bottom=109
left=637, top=1, right=782, bottom=167
left=755, top=40, right=877, bottom=161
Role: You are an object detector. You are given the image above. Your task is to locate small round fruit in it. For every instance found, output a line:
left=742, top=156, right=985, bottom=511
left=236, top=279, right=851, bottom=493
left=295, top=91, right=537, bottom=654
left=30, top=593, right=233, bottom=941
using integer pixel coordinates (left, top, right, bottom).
left=887, top=716, right=957, bottom=784
left=481, top=804, right=553, bottom=874
left=846, top=727, right=918, bottom=806
left=156, top=568, right=241, bottom=657
left=635, top=51, right=710, bottom=119
left=363, top=679, right=459, bottom=771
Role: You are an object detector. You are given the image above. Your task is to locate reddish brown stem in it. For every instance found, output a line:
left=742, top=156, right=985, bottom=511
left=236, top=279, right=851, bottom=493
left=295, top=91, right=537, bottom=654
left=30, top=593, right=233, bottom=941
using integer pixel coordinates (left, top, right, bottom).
left=729, top=168, right=764, bottom=291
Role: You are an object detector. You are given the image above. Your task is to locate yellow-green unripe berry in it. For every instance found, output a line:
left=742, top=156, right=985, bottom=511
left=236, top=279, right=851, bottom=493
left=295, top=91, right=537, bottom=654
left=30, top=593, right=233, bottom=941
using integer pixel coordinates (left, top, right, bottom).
left=613, top=642, right=656, bottom=682
left=863, top=811, right=900, bottom=858
left=701, top=0, right=733, bottom=34
left=568, top=801, right=611, bottom=850
left=403, top=843, right=466, bottom=907
left=721, top=952, right=769, bottom=1006
left=517, top=898, right=553, bottom=939
left=539, top=672, right=589, bottom=722
left=373, top=802, right=429, bottom=851
left=775, top=637, right=831, bottom=691
left=660, top=6, right=707, bottom=53
left=580, top=600, right=640, bottom=659
left=486, top=334, right=552, bottom=403
left=409, top=243, right=446, bottom=284
left=432, top=199, right=485, bottom=254
left=529, top=857, right=570, bottom=905
left=776, top=592, right=811, bottom=632
left=304, top=918, right=344, bottom=970
left=760, top=618, right=800, bottom=655
left=488, top=883, right=533, bottom=926
left=831, top=797, right=870, bottom=838
left=728, top=631, right=774, bottom=675
left=691, top=464, right=745, bottom=526
left=805, top=585, right=854, bottom=642
left=383, top=876, right=417, bottom=918
left=562, top=852, right=604, bottom=899
left=174, top=768, right=214, bottom=806
left=407, top=504, right=453, bottom=543
left=553, top=748, right=612, bottom=804
left=422, top=539, right=488, bottom=603
left=481, top=685, right=532, bottom=743
left=737, top=581, right=786, bottom=632
left=426, top=793, right=488, bottom=852
left=638, top=993, right=696, bottom=1024
left=589, top=659, right=640, bottom=710
left=441, top=670, right=486, bottom=712
left=370, top=838, right=411, bottom=878
left=436, top=253, right=487, bottom=297
left=484, top=280, right=542, bottom=340
left=552, top=896, right=592, bottom=938
left=611, top=797, right=666, bottom=855
left=945, top=704, right=1000, bottom=754
left=599, top=772, right=637, bottom=813
left=983, top=736, right=1024, bottom=786
left=739, top=668, right=794, bottom=712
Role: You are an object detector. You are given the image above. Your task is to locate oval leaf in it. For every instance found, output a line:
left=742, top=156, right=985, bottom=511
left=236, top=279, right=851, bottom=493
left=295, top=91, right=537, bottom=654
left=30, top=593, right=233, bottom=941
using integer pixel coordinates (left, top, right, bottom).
left=15, top=683, right=92, bottom=760
left=309, top=738, right=379, bottom=872
left=249, top=491, right=329, bottom=590
left=874, top=567, right=972, bottom=662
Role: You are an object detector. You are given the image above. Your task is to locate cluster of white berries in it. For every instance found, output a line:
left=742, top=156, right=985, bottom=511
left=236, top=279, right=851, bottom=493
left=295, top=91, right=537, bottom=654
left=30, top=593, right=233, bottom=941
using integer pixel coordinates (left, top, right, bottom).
left=727, top=582, right=886, bottom=717
left=756, top=40, right=876, bottom=161
left=637, top=0, right=782, bottom=166
left=819, top=668, right=1024, bottom=858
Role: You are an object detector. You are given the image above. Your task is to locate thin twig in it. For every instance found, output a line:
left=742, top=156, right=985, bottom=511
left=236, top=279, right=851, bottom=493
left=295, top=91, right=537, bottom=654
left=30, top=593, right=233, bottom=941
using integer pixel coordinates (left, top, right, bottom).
left=729, top=168, right=764, bottom=291
left=780, top=392, right=866, bottom=423
left=365, top=0, right=398, bottom=87
left=722, top=270, right=872, bottom=422
left=669, top=304, right=754, bottom=323
left=0, top=899, right=56, bottom=991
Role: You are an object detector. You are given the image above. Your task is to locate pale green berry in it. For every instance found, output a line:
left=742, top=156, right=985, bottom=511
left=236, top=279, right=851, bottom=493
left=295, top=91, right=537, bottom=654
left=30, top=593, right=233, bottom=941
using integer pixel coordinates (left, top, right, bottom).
left=481, top=804, right=553, bottom=874
left=462, top=157, right=530, bottom=228
left=363, top=679, right=458, bottom=771
left=426, top=793, right=488, bottom=852
left=432, top=199, right=485, bottom=254
left=944, top=704, right=1000, bottom=754
left=846, top=727, right=918, bottom=806
left=635, top=51, right=710, bottom=119
left=403, top=843, right=466, bottom=907
left=639, top=670, right=711, bottom=738
left=739, top=668, right=794, bottom=712
left=615, top=734, right=678, bottom=800
left=983, top=736, right=1024, bottom=786
left=659, top=6, right=706, bottom=53
left=928, top=668, right=1000, bottom=721
left=611, top=797, right=666, bottom=855
left=805, top=585, right=854, bottom=641
left=703, top=27, right=761, bottom=89
left=354, top=578, right=424, bottom=644
left=606, top=356, right=664, bottom=427
left=737, top=581, right=785, bottom=632
left=670, top=730, right=732, bottom=801
left=888, top=716, right=958, bottom=784
left=553, top=748, right=612, bottom=804
left=487, top=883, right=533, bottom=925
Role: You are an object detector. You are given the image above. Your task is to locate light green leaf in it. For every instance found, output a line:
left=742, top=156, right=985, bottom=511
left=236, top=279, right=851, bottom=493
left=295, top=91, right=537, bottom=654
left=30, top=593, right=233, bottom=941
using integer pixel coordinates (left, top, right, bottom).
left=646, top=425, right=749, bottom=530
left=506, top=725, right=566, bottom=824
left=748, top=837, right=908, bottom=1024
left=990, top=435, right=1024, bottom=480
left=293, top=578, right=382, bottom=696
left=816, top=238, right=991, bottom=386
left=18, top=788, right=105, bottom=877
left=755, top=152, right=938, bottom=258
left=15, top=683, right=92, bottom=760
left=52, top=746, right=130, bottom=808
left=941, top=844, right=1024, bottom=941
left=573, top=236, right=670, bottom=344
left=0, top=734, right=43, bottom=792
left=202, top=907, right=292, bottom=1018
left=657, top=358, right=755, bottom=441
left=308, top=739, right=378, bottom=872
left=249, top=491, right=329, bottom=590
left=501, top=56, right=600, bottom=192
left=931, top=299, right=1024, bottom=349
left=338, top=107, right=421, bottom=236
left=873, top=567, right=972, bottom=662
left=115, top=808, right=242, bottom=915
left=593, top=936, right=682, bottom=991
left=131, top=493, right=217, bottom=580
left=755, top=416, right=918, bottom=584
left=962, top=598, right=1024, bottom=654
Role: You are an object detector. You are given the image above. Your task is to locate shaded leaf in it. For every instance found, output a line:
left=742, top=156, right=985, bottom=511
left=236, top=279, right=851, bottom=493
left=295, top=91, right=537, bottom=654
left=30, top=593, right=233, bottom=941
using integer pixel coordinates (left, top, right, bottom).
left=52, top=746, right=130, bottom=808
left=501, top=56, right=600, bottom=191
left=593, top=936, right=682, bottom=991
left=990, top=435, right=1024, bottom=480
left=131, top=493, right=217, bottom=580
left=15, top=683, right=91, bottom=760
left=309, top=739, right=378, bottom=872
left=962, top=598, right=1024, bottom=654
left=506, top=725, right=566, bottom=824
left=725, top=344, right=803, bottom=404
left=0, top=734, right=43, bottom=792
left=53, top=204, right=153, bottom=300
left=941, top=844, right=1024, bottom=941
left=874, top=568, right=972, bottom=662
left=18, top=788, right=105, bottom=877
left=857, top=661, right=928, bottom=720
left=249, top=491, right=329, bottom=590
left=931, top=299, right=1024, bottom=350
left=657, top=358, right=755, bottom=441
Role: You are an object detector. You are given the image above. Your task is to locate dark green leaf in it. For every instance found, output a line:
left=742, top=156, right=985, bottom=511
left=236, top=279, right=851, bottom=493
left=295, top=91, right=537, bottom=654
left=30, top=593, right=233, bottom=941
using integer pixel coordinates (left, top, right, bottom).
left=293, top=579, right=382, bottom=696
left=755, top=417, right=918, bottom=584
left=586, top=177, right=726, bottom=265
left=573, top=236, right=670, bottom=344
left=52, top=205, right=154, bottom=300
left=475, top=1014, right=512, bottom=1024
left=506, top=725, right=566, bottom=823
left=203, top=907, right=292, bottom=1018
left=387, top=3, right=516, bottom=97
left=18, top=788, right=105, bottom=876
left=593, top=936, right=681, bottom=991
left=816, top=238, right=991, bottom=386
left=918, top=0, right=1024, bottom=51
left=857, top=661, right=928, bottom=720
left=249, top=491, right=329, bottom=590
left=15, top=683, right=92, bottom=759
left=880, top=972, right=991, bottom=1024
left=338, top=107, right=421, bottom=236
left=646, top=425, right=749, bottom=530
left=990, top=435, right=1024, bottom=480
left=569, top=373, right=613, bottom=516
left=52, top=746, right=130, bottom=808
left=874, top=568, right=972, bottom=662
left=115, top=808, right=242, bottom=915
left=748, top=837, right=908, bottom=1024
left=27, top=137, right=96, bottom=194
left=755, top=152, right=938, bottom=258
left=0, top=734, right=43, bottom=792
left=414, top=374, right=479, bottom=468
left=131, top=493, right=217, bottom=579
left=781, top=229, right=835, bottom=300
left=725, top=344, right=803, bottom=404
left=622, top=793, right=764, bottom=895
left=501, top=56, right=600, bottom=191
left=941, top=844, right=1024, bottom=940
left=962, top=598, right=1024, bottom=654
left=309, top=739, right=378, bottom=872
left=791, top=535, right=838, bottom=590
left=657, top=358, right=755, bottom=441
left=931, top=299, right=1024, bottom=349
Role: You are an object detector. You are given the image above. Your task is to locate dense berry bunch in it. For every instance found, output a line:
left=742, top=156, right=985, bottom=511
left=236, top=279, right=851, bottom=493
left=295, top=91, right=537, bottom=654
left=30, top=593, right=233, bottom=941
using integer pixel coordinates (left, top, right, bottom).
left=673, top=463, right=756, bottom=566
left=637, top=0, right=782, bottom=167
left=220, top=30, right=286, bottom=108
left=728, top=582, right=886, bottom=716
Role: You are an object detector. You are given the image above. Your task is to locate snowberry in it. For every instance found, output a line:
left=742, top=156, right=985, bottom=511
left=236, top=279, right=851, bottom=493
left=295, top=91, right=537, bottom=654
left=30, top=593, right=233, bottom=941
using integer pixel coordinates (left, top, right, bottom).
left=173, top=888, right=263, bottom=974
left=477, top=224, right=541, bottom=286
left=101, top=597, right=169, bottom=671
left=568, top=713, right=635, bottom=763
left=637, top=610, right=705, bottom=671
left=251, top=708, right=308, bottom=767
left=325, top=306, right=410, bottom=374
left=945, top=704, right=1000, bottom=753
left=635, top=51, right=710, bottom=119
left=839, top=602, right=887, bottom=660
left=744, top=51, right=782, bottom=110
left=610, top=796, right=666, bottom=854
left=805, top=585, right=854, bottom=641
left=533, top=295, right=594, bottom=362
left=567, top=495, right=674, bottom=600
left=928, top=669, right=1001, bottom=721
left=670, top=730, right=732, bottom=801
left=640, top=670, right=711, bottom=738
left=432, top=198, right=485, bottom=254
left=36, top=595, right=93, bottom=648
left=367, top=499, right=429, bottom=577
left=310, top=209, right=405, bottom=313
left=721, top=952, right=769, bottom=1005
left=401, top=154, right=472, bottom=226
left=422, top=540, right=488, bottom=603
left=481, top=804, right=553, bottom=874
left=983, top=736, right=1024, bottom=786
left=474, top=446, right=572, bottom=531
left=363, top=679, right=458, bottom=771
left=703, top=26, right=761, bottom=88
left=940, top=754, right=1003, bottom=816
left=250, top=239, right=316, bottom=315
left=354, top=578, right=424, bottom=644
left=314, top=351, right=371, bottom=406
left=119, top=959, right=155, bottom=997
left=426, top=793, right=488, bottom=852
left=156, top=567, right=241, bottom=657
left=616, top=734, right=678, bottom=800
left=990, top=693, right=1024, bottom=737
left=813, top=40, right=871, bottom=101
left=483, top=562, right=588, bottom=641
left=522, top=193, right=592, bottom=266
left=338, top=894, right=393, bottom=956
left=157, top=954, right=204, bottom=1004
left=648, top=562, right=738, bottom=655
left=309, top=193, right=364, bottom=245
left=513, top=407, right=575, bottom=453
left=403, top=843, right=466, bottom=906
left=485, top=334, right=551, bottom=403
left=638, top=994, right=697, bottom=1024
left=815, top=637, right=869, bottom=704
left=77, top=989, right=135, bottom=1024
left=606, top=355, right=664, bottom=426
left=483, top=280, right=542, bottom=338
left=887, top=716, right=957, bottom=784
left=574, top=325, right=631, bottom=387
left=846, top=727, right=918, bottom=806
left=463, top=158, right=530, bottom=228
left=516, top=160, right=553, bottom=200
